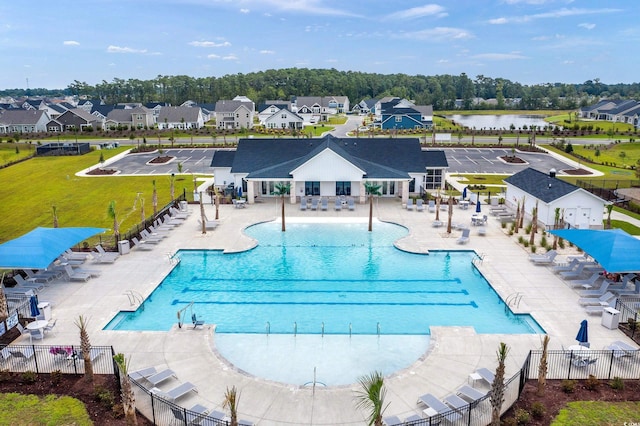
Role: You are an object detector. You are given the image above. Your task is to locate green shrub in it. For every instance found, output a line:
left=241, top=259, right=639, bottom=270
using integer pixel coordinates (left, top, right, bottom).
left=50, top=370, right=63, bottom=385
left=585, top=374, right=599, bottom=391
left=21, top=370, right=37, bottom=384
left=525, top=224, right=532, bottom=234
left=610, top=376, right=624, bottom=390
left=518, top=236, right=525, bottom=244
left=561, top=379, right=575, bottom=393
left=540, top=236, right=548, bottom=247
left=523, top=241, right=529, bottom=247
left=0, top=369, right=11, bottom=382
left=531, top=402, right=545, bottom=419
left=503, top=222, right=508, bottom=229
left=558, top=239, right=565, bottom=249
left=530, top=245, right=537, bottom=253
left=515, top=408, right=530, bottom=424
left=93, top=385, right=115, bottom=409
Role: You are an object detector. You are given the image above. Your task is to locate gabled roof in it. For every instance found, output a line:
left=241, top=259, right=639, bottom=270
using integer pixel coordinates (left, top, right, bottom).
left=423, top=150, right=447, bottom=168
left=158, top=106, right=202, bottom=122
left=106, top=106, right=151, bottom=122
left=264, top=107, right=304, bottom=122
left=0, top=109, right=48, bottom=125
left=92, top=105, right=116, bottom=117
left=210, top=150, right=236, bottom=167
left=48, top=104, right=68, bottom=114
left=214, top=100, right=253, bottom=114
left=258, top=101, right=291, bottom=113
left=229, top=134, right=448, bottom=180
left=413, top=105, right=434, bottom=116
left=504, top=168, right=580, bottom=203
left=607, top=100, right=639, bottom=115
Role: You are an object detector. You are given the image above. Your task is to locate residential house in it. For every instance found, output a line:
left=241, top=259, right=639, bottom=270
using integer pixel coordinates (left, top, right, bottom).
left=0, top=109, right=50, bottom=133
left=49, top=108, right=103, bottom=132
left=292, top=96, right=350, bottom=123
left=504, top=168, right=606, bottom=230
left=158, top=106, right=205, bottom=129
left=258, top=101, right=292, bottom=125
left=210, top=134, right=448, bottom=205
left=105, top=106, right=155, bottom=130
left=351, top=99, right=377, bottom=115
left=263, top=107, right=304, bottom=130
left=378, top=98, right=433, bottom=130
left=214, top=100, right=254, bottom=130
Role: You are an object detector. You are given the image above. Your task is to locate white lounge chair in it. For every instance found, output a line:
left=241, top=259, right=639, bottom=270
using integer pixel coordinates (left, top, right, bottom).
left=300, top=197, right=308, bottom=211
left=63, top=265, right=91, bottom=282
left=475, top=367, right=495, bottom=386
left=416, top=393, right=461, bottom=422
left=129, top=366, right=157, bottom=381
left=444, top=394, right=468, bottom=411
left=13, top=274, right=45, bottom=291
left=93, top=245, right=119, bottom=263
left=578, top=291, right=616, bottom=306
left=348, top=197, right=355, bottom=211
left=320, top=197, right=328, bottom=211
left=382, top=416, right=403, bottom=426
left=170, top=207, right=189, bottom=219
left=310, top=198, right=319, bottom=211
left=569, top=273, right=603, bottom=289
left=151, top=381, right=197, bottom=401
left=578, top=281, right=611, bottom=297
left=406, top=198, right=414, bottom=211
left=456, top=385, right=487, bottom=402
left=552, top=258, right=581, bottom=273
left=146, top=368, right=177, bottom=386
left=609, top=340, right=638, bottom=356
left=171, top=403, right=209, bottom=425
left=140, top=230, right=163, bottom=243
left=529, top=250, right=558, bottom=265
left=334, top=197, right=342, bottom=211
left=132, top=237, right=154, bottom=251
left=64, top=249, right=91, bottom=261
left=416, top=199, right=424, bottom=211
left=457, top=228, right=470, bottom=244
left=428, top=200, right=436, bottom=213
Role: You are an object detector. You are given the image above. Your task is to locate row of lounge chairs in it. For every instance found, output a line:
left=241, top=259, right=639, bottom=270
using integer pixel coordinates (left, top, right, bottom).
left=300, top=197, right=355, bottom=211
left=131, top=206, right=191, bottom=251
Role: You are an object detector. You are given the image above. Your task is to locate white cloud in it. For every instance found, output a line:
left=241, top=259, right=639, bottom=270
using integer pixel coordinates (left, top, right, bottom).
left=472, top=52, right=528, bottom=60
left=63, top=40, right=80, bottom=46
left=578, top=22, right=595, bottom=30
left=207, top=54, right=220, bottom=59
left=488, top=7, right=621, bottom=24
left=189, top=41, right=231, bottom=48
left=240, top=8, right=249, bottom=13
left=326, top=59, right=338, bottom=63
left=437, top=59, right=449, bottom=63
left=222, top=54, right=238, bottom=60
left=257, top=0, right=359, bottom=17
left=260, top=50, right=275, bottom=54
left=563, top=60, right=574, bottom=64
left=387, top=4, right=448, bottom=20
left=395, top=27, right=474, bottom=41
left=107, top=45, right=147, bottom=54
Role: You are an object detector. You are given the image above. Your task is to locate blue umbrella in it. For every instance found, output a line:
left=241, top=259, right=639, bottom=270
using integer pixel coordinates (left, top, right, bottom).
left=576, top=319, right=588, bottom=344
left=29, top=295, right=40, bottom=318
left=462, top=187, right=467, bottom=200
left=237, top=186, right=242, bottom=198
left=475, top=198, right=482, bottom=213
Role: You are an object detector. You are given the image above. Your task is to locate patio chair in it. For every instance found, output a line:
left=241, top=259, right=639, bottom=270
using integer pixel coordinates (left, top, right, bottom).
left=93, top=245, right=119, bottom=263
left=551, top=258, right=581, bottom=273
left=16, top=323, right=30, bottom=338
left=571, top=357, right=597, bottom=368
left=528, top=250, right=558, bottom=265
left=29, top=328, right=44, bottom=343
left=132, top=237, right=154, bottom=251
left=320, top=197, right=328, bottom=211
left=9, top=347, right=34, bottom=364
left=170, top=207, right=189, bottom=219
left=578, top=291, right=616, bottom=306
left=310, top=198, right=319, bottom=211
left=140, top=230, right=164, bottom=243
left=444, top=394, right=469, bottom=411
left=146, top=368, right=178, bottom=386
left=569, top=273, right=604, bottom=289
left=199, top=410, right=226, bottom=425
left=477, top=226, right=487, bottom=236
left=44, top=319, right=57, bottom=334
left=406, top=198, right=414, bottom=211
left=24, top=268, right=58, bottom=283
left=416, top=392, right=461, bottom=422
left=300, top=197, right=308, bottom=211
left=416, top=199, right=424, bottom=211
left=151, top=381, right=197, bottom=401
left=13, top=274, right=45, bottom=291
left=456, top=385, right=487, bottom=402
left=578, top=281, right=612, bottom=297
left=64, top=249, right=91, bottom=261
left=475, top=367, right=495, bottom=386
left=63, top=265, right=91, bottom=282
left=428, top=200, right=436, bottom=212
left=72, top=267, right=102, bottom=278
left=610, top=340, right=638, bottom=356
left=129, top=366, right=158, bottom=381
left=171, top=403, right=209, bottom=425
left=382, top=416, right=403, bottom=426
left=456, top=228, right=471, bottom=245
left=348, top=197, right=355, bottom=211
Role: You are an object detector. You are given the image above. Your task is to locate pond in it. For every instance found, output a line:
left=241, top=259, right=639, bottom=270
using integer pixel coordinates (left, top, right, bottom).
left=446, top=114, right=551, bottom=130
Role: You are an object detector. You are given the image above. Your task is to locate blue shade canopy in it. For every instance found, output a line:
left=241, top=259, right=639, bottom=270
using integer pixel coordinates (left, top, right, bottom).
left=476, top=199, right=482, bottom=213
left=462, top=187, right=467, bottom=199
left=549, top=228, right=640, bottom=273
left=576, top=319, right=588, bottom=344
left=0, top=227, right=106, bottom=270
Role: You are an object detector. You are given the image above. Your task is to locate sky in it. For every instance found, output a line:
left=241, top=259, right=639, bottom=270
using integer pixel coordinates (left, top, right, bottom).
left=0, top=0, right=637, bottom=89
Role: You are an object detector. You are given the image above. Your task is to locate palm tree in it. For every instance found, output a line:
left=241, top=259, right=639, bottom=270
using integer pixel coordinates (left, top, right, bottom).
left=552, top=207, right=561, bottom=249
left=490, top=342, right=510, bottom=426
left=152, top=180, right=158, bottom=217
left=0, top=273, right=9, bottom=321
left=529, top=200, right=538, bottom=246
left=170, top=173, right=175, bottom=201
left=113, top=353, right=138, bottom=425
left=446, top=192, right=453, bottom=233
left=223, top=386, right=239, bottom=426
left=272, top=182, right=291, bottom=232
left=606, top=204, right=614, bottom=229
left=107, top=200, right=119, bottom=243
left=75, top=315, right=94, bottom=383
left=363, top=182, right=382, bottom=232
left=199, top=191, right=206, bottom=234
left=435, top=189, right=441, bottom=222
left=354, top=371, right=388, bottom=426
left=538, top=335, right=550, bottom=396
left=514, top=200, right=520, bottom=234
left=518, top=197, right=526, bottom=229
left=52, top=205, right=59, bottom=228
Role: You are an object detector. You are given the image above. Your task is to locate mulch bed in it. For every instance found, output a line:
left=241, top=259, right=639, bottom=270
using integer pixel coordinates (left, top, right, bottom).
left=561, top=168, right=593, bottom=175
left=148, top=156, right=174, bottom=164
left=502, top=379, right=640, bottom=425
left=500, top=155, right=527, bottom=164
left=0, top=372, right=152, bottom=425
left=86, top=168, right=117, bottom=175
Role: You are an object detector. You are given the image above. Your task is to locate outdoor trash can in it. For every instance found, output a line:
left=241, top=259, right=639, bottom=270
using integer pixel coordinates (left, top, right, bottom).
left=180, top=200, right=188, bottom=211
left=38, top=302, right=51, bottom=321
left=602, top=307, right=620, bottom=330
left=117, top=240, right=130, bottom=255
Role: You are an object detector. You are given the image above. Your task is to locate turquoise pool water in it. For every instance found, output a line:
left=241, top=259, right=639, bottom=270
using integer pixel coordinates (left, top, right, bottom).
left=105, top=222, right=543, bottom=335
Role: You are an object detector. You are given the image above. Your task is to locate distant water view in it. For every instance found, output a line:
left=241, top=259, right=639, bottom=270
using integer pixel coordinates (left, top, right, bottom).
left=446, top=114, right=551, bottom=130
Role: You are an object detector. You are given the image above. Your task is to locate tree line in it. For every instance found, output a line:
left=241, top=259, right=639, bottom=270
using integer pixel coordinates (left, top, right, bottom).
left=2, top=69, right=640, bottom=110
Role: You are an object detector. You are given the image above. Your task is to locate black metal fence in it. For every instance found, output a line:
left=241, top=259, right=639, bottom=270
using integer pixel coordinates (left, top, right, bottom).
left=0, top=344, right=115, bottom=375
left=616, top=297, right=640, bottom=342
left=131, top=378, right=229, bottom=426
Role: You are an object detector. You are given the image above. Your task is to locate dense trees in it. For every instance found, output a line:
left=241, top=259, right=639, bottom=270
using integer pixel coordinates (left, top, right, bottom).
left=2, top=69, right=640, bottom=109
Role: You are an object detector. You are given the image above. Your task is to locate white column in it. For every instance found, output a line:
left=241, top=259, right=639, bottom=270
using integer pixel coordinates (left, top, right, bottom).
left=401, top=180, right=409, bottom=205
left=247, top=181, right=255, bottom=204
left=290, top=181, right=296, bottom=204
left=359, top=182, right=366, bottom=204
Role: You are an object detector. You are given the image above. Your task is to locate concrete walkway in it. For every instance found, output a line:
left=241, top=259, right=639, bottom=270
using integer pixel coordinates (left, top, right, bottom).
left=24, top=198, right=637, bottom=425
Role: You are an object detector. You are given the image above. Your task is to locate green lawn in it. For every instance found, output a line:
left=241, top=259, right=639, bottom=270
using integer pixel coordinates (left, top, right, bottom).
left=0, top=146, right=178, bottom=246
left=0, top=143, right=38, bottom=167
left=571, top=142, right=640, bottom=169
left=552, top=401, right=640, bottom=425
left=0, top=393, right=92, bottom=425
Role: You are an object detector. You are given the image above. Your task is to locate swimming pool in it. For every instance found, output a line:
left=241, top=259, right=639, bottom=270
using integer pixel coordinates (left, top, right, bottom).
left=106, top=222, right=542, bottom=334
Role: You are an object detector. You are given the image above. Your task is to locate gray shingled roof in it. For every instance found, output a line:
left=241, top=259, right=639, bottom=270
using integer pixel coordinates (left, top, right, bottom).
left=210, top=150, right=236, bottom=167
left=214, top=100, right=252, bottom=114
left=504, top=168, right=579, bottom=203
left=158, top=106, right=201, bottom=122
left=229, top=134, right=448, bottom=180
left=0, top=109, right=47, bottom=125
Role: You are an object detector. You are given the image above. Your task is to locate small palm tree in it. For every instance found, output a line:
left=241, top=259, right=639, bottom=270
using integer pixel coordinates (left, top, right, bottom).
left=490, top=342, right=510, bottom=426
left=552, top=207, right=561, bottom=249
left=74, top=315, right=94, bottom=383
left=52, top=205, right=59, bottom=228
left=354, top=371, right=388, bottom=426
left=223, top=386, right=239, bottom=426
left=514, top=200, right=521, bottom=234
left=538, top=335, right=550, bottom=396
left=199, top=191, right=206, bottom=234
left=0, top=273, right=9, bottom=321
left=606, top=204, right=614, bottom=229
left=107, top=200, right=119, bottom=242
left=272, top=182, right=291, bottom=232
left=152, top=180, right=158, bottom=217
left=446, top=193, right=453, bottom=233
left=363, top=182, right=382, bottom=232
left=529, top=200, right=538, bottom=246
left=113, top=353, right=138, bottom=425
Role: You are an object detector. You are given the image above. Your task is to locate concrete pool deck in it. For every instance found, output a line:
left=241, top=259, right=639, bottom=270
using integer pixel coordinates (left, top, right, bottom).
left=26, top=197, right=635, bottom=425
